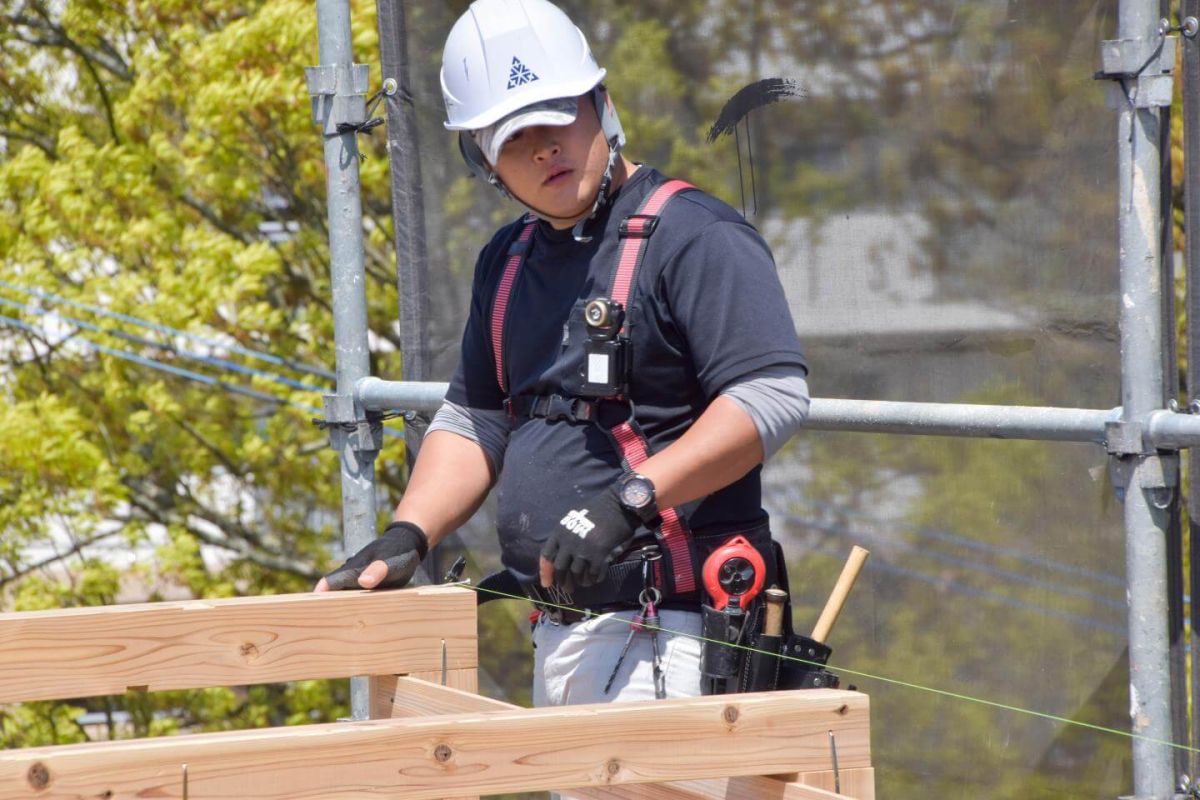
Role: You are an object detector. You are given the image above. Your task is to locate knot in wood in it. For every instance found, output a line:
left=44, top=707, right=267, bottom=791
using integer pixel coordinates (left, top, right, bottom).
left=723, top=706, right=739, bottom=724
left=434, top=744, right=453, bottom=763
left=27, top=761, right=50, bottom=790
left=239, top=642, right=259, bottom=659
left=836, top=704, right=849, bottom=716
left=606, top=759, right=621, bottom=776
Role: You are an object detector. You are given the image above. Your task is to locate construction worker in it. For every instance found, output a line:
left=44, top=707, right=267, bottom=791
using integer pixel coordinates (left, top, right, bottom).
left=316, top=0, right=810, bottom=705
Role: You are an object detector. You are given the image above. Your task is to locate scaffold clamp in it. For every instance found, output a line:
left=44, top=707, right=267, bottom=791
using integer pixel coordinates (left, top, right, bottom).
left=318, top=393, right=384, bottom=453
left=1097, top=33, right=1177, bottom=108
left=305, top=63, right=370, bottom=136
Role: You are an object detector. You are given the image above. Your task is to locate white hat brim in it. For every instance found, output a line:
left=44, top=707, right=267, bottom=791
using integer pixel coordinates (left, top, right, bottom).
left=481, top=101, right=578, bottom=164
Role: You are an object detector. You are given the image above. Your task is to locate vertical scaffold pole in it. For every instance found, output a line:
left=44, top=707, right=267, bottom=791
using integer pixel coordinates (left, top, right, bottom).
left=1184, top=0, right=1200, bottom=781
left=309, top=0, right=378, bottom=721
left=1113, top=0, right=1178, bottom=795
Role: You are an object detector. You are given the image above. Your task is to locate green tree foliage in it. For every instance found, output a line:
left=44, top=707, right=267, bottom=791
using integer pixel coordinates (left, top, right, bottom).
left=0, top=0, right=409, bottom=740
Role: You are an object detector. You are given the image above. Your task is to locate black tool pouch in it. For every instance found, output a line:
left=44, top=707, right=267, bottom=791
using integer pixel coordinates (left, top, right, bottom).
left=699, top=602, right=747, bottom=694
left=775, top=634, right=837, bottom=689
left=706, top=538, right=842, bottom=694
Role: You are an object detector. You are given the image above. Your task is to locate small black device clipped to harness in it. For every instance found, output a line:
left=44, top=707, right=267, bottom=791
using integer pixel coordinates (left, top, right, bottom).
left=579, top=297, right=628, bottom=397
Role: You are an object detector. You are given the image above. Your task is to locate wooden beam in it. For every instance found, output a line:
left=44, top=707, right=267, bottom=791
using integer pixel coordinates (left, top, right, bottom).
left=370, top=675, right=509, bottom=718
left=561, top=775, right=857, bottom=800
left=0, top=689, right=869, bottom=800
left=404, top=666, right=479, bottom=694
left=0, top=586, right=477, bottom=703
left=367, top=681, right=504, bottom=800
left=796, top=767, right=875, bottom=800
left=373, top=686, right=873, bottom=800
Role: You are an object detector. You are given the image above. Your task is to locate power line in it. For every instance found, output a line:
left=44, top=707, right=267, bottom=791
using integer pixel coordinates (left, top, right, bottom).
left=0, top=295, right=328, bottom=394
left=787, top=514, right=1125, bottom=612
left=786, top=495, right=1124, bottom=589
left=0, top=279, right=336, bottom=381
left=804, top=544, right=1123, bottom=636
left=0, top=313, right=403, bottom=438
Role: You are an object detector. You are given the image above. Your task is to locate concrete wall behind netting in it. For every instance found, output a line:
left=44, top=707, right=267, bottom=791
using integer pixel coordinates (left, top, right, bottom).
left=397, top=1, right=1129, bottom=795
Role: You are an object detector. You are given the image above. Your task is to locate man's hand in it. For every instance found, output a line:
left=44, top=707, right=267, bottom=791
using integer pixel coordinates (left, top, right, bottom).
left=314, top=521, right=429, bottom=591
left=539, top=487, right=640, bottom=591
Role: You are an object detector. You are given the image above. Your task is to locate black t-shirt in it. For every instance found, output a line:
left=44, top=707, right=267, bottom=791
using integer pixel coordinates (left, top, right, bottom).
left=447, top=166, right=807, bottom=580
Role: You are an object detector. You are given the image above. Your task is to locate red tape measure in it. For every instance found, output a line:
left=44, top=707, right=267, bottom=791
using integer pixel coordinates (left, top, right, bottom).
left=702, top=535, right=766, bottom=611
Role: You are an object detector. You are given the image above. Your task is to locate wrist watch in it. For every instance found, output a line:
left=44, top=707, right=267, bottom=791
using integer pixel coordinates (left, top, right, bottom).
left=617, top=472, right=660, bottom=524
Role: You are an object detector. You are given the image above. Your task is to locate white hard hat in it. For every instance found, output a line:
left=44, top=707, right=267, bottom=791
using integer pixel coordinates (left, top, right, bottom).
left=440, top=0, right=607, bottom=132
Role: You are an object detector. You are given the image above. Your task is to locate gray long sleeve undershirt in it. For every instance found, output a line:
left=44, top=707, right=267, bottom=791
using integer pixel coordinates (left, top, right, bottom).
left=426, top=364, right=810, bottom=475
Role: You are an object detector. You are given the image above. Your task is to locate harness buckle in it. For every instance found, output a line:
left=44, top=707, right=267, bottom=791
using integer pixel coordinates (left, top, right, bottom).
left=619, top=214, right=661, bottom=238
left=531, top=394, right=596, bottom=422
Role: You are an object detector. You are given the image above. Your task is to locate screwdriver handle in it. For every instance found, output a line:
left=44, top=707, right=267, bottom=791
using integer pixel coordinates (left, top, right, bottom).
left=763, top=587, right=788, bottom=637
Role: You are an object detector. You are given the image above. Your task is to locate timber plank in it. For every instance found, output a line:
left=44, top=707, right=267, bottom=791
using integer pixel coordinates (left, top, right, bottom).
left=798, top=767, right=875, bottom=799
left=561, top=775, right=857, bottom=800
left=371, top=675, right=510, bottom=719
left=0, top=586, right=476, bottom=703
left=0, top=689, right=869, bottom=800
left=405, top=666, right=480, bottom=694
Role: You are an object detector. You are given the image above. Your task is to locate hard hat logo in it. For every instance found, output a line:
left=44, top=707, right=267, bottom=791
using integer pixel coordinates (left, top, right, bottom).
left=506, top=57, right=539, bottom=90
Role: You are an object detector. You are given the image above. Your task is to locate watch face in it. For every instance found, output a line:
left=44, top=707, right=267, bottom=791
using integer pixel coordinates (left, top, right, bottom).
left=621, top=476, right=653, bottom=509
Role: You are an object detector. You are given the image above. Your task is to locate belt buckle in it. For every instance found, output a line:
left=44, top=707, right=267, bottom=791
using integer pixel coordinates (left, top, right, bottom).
left=545, top=394, right=571, bottom=422
left=570, top=398, right=595, bottom=422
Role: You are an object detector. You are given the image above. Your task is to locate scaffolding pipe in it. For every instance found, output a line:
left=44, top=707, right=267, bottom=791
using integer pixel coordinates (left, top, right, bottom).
left=315, top=0, right=376, bottom=722
left=358, top=378, right=1200, bottom=448
left=1182, top=0, right=1200, bottom=778
left=1117, top=0, right=1176, bottom=794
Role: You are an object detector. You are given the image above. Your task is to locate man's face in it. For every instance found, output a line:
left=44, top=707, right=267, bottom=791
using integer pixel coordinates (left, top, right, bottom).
left=490, top=95, right=611, bottom=227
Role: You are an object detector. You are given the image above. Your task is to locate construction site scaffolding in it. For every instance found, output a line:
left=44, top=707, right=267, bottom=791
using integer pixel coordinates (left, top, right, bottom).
left=309, top=0, right=1197, bottom=797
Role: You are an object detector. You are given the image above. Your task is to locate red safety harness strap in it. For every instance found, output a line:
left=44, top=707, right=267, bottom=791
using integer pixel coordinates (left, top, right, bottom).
left=490, top=217, right=537, bottom=395
left=609, top=417, right=696, bottom=594
left=611, top=179, right=694, bottom=308
left=608, top=179, right=697, bottom=595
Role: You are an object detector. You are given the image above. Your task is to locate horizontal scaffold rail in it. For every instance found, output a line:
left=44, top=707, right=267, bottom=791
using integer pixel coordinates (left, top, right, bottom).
left=358, top=377, right=1200, bottom=448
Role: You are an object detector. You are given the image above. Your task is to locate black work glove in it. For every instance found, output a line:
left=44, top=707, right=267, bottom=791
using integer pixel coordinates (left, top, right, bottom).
left=322, top=521, right=429, bottom=590
left=540, top=486, right=640, bottom=592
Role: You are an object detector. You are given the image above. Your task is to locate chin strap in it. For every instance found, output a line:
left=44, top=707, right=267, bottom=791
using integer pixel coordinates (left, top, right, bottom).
left=569, top=139, right=621, bottom=243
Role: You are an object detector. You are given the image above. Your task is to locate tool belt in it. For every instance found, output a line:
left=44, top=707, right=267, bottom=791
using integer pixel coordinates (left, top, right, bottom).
left=700, top=537, right=839, bottom=695
left=477, top=520, right=839, bottom=694
left=477, top=550, right=662, bottom=624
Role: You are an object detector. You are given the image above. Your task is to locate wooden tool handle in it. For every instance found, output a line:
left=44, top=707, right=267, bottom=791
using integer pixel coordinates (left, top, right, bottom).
left=763, top=588, right=788, bottom=637
left=811, top=546, right=870, bottom=643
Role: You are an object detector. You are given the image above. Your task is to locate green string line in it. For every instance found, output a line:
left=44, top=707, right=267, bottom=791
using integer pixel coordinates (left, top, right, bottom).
left=456, top=581, right=1200, bottom=757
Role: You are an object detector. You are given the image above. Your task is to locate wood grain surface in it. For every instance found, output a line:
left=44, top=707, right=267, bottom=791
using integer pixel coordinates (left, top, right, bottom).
left=0, top=585, right=477, bottom=703
left=559, top=766, right=875, bottom=800
left=371, top=675, right=507, bottom=718
left=0, top=689, right=869, bottom=800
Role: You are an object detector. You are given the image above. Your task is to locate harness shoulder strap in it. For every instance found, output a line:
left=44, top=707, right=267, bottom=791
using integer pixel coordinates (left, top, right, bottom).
left=610, top=179, right=694, bottom=307
left=607, top=179, right=698, bottom=596
left=489, top=216, right=537, bottom=396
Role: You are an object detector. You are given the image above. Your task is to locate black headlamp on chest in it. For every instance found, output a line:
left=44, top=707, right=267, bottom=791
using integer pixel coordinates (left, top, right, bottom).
left=579, top=297, right=628, bottom=398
